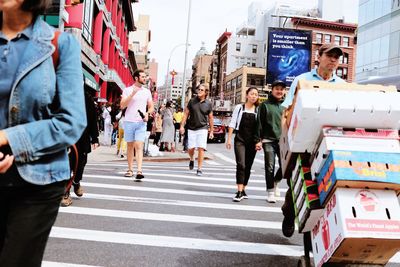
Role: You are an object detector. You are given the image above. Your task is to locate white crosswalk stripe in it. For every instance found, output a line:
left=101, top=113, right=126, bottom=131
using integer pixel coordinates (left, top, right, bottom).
left=45, top=158, right=400, bottom=266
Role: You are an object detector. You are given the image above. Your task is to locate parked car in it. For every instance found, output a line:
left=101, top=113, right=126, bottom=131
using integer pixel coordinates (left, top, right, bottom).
left=208, top=118, right=226, bottom=143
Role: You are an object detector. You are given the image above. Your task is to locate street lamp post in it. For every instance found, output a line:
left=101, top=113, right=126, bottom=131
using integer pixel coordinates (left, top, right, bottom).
left=166, top=43, right=187, bottom=102
left=181, top=0, right=192, bottom=109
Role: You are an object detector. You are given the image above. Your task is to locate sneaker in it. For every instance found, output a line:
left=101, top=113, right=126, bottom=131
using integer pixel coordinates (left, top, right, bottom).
left=232, top=191, right=244, bottom=202
left=73, top=183, right=83, bottom=197
left=242, top=190, right=248, bottom=199
left=196, top=169, right=202, bottom=176
left=274, top=184, right=280, bottom=197
left=266, top=191, right=276, bottom=203
left=189, top=160, right=194, bottom=170
left=61, top=192, right=72, bottom=207
left=282, top=216, right=295, bottom=238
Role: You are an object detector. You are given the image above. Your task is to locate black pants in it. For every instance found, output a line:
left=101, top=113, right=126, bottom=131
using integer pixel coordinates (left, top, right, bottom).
left=153, top=132, right=161, bottom=145
left=234, top=138, right=257, bottom=185
left=282, top=178, right=295, bottom=222
left=74, top=151, right=88, bottom=184
left=262, top=141, right=282, bottom=190
left=0, top=179, right=66, bottom=267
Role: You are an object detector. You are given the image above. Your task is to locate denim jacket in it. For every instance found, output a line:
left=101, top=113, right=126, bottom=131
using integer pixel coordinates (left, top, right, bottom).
left=3, top=18, right=86, bottom=185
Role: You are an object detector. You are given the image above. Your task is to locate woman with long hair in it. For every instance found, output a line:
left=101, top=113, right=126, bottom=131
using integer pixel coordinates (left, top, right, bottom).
left=0, top=1, right=85, bottom=265
left=226, top=87, right=260, bottom=202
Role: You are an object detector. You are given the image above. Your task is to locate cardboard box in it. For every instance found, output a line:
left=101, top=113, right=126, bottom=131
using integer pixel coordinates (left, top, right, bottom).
left=286, top=89, right=400, bottom=152
left=311, top=136, right=400, bottom=180
left=279, top=121, right=298, bottom=179
left=311, top=188, right=400, bottom=267
left=285, top=81, right=397, bottom=128
left=321, top=126, right=399, bottom=140
left=317, top=150, right=400, bottom=205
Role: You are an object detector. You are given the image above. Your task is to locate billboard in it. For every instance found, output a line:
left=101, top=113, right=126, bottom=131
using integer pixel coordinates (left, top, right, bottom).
left=266, top=28, right=312, bottom=87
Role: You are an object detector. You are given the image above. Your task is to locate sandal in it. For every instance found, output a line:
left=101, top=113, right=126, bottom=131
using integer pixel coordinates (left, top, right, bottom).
left=124, top=170, right=134, bottom=177
left=136, top=171, right=144, bottom=180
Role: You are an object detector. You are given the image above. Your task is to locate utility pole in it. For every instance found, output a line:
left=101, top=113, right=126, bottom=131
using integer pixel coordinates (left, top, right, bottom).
left=58, top=0, right=66, bottom=31
left=181, top=0, right=192, bottom=109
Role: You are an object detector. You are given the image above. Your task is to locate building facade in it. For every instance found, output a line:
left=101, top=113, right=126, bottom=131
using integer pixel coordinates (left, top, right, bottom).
left=129, top=14, right=150, bottom=71
left=356, top=0, right=400, bottom=81
left=292, top=17, right=357, bottom=82
left=43, top=0, right=137, bottom=103
left=191, top=43, right=213, bottom=93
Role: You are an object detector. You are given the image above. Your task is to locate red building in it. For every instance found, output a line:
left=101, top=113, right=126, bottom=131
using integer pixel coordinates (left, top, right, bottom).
left=61, top=0, right=137, bottom=102
left=291, top=17, right=357, bottom=82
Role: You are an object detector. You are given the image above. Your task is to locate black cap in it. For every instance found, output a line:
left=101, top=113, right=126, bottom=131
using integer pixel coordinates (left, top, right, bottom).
left=271, top=80, right=286, bottom=88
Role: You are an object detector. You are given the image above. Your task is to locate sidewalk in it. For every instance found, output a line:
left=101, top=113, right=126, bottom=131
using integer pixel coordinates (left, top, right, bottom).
left=88, top=142, right=214, bottom=163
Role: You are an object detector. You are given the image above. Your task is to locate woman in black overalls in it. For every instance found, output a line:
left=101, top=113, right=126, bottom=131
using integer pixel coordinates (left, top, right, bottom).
left=226, top=87, right=260, bottom=202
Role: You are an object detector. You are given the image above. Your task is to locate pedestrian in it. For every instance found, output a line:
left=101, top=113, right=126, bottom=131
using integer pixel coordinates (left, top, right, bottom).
left=180, top=84, right=214, bottom=176
left=0, top=1, right=86, bottom=265
left=153, top=108, right=163, bottom=146
left=120, top=69, right=154, bottom=179
left=160, top=101, right=175, bottom=152
left=280, top=43, right=344, bottom=238
left=255, top=80, right=285, bottom=204
left=116, top=109, right=127, bottom=157
left=173, top=107, right=184, bottom=142
left=226, top=87, right=260, bottom=202
left=102, top=102, right=112, bottom=146
left=62, top=88, right=100, bottom=206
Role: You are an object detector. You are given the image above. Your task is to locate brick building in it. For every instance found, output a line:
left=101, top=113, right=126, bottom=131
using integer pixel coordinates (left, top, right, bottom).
left=291, top=17, right=357, bottom=82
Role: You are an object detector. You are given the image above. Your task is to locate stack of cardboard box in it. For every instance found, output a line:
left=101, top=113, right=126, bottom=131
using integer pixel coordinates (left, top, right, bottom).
left=279, top=81, right=400, bottom=266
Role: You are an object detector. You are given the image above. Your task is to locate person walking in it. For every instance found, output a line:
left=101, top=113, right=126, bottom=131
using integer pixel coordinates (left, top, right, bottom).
left=173, top=107, right=184, bottom=142
left=180, top=84, right=214, bottom=176
left=160, top=101, right=175, bottom=152
left=255, top=80, right=285, bottom=204
left=102, top=102, right=112, bottom=146
left=120, top=69, right=154, bottom=180
left=280, top=43, right=344, bottom=238
left=116, top=109, right=127, bottom=158
left=62, top=88, right=99, bottom=206
left=0, top=1, right=86, bottom=265
left=226, top=87, right=260, bottom=202
left=153, top=108, right=163, bottom=146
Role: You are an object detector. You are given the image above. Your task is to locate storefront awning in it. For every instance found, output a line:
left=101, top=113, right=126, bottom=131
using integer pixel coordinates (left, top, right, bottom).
left=83, top=69, right=100, bottom=91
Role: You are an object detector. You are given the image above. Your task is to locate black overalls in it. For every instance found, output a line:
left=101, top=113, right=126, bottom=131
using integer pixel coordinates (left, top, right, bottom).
left=234, top=111, right=257, bottom=185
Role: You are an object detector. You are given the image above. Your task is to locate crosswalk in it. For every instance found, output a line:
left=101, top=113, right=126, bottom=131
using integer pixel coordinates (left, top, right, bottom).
left=43, top=153, right=400, bottom=266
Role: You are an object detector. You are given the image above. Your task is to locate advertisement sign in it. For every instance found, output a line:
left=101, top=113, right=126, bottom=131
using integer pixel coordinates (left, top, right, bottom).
left=266, top=28, right=312, bottom=86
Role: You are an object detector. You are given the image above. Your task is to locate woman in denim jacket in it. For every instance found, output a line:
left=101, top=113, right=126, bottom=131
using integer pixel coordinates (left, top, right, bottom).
left=0, top=1, right=86, bottom=266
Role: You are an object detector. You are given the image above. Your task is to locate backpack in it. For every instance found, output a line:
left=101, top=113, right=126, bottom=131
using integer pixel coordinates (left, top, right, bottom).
left=51, top=31, right=79, bottom=191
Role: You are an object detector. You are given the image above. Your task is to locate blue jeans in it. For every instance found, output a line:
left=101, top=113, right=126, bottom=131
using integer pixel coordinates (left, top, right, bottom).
left=262, top=141, right=282, bottom=190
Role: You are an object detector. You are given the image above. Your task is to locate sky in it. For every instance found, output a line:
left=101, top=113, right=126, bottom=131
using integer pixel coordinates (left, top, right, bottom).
left=132, top=0, right=275, bottom=86
left=131, top=0, right=357, bottom=86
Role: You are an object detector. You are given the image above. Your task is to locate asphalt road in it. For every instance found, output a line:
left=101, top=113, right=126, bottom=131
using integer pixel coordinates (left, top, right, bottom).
left=42, top=143, right=400, bottom=267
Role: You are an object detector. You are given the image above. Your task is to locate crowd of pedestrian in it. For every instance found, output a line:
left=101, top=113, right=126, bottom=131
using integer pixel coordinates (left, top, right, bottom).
left=0, top=1, right=348, bottom=262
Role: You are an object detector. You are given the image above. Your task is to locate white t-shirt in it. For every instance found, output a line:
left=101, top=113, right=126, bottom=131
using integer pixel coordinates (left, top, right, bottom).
left=122, top=85, right=152, bottom=122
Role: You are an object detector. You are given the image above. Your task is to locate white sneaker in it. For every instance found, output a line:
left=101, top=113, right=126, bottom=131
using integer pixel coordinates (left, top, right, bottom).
left=266, top=191, right=276, bottom=203
left=274, top=185, right=280, bottom=197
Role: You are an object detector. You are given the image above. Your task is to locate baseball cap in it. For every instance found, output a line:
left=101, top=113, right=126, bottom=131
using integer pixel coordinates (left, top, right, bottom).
left=319, top=43, right=343, bottom=56
left=271, top=80, right=286, bottom=88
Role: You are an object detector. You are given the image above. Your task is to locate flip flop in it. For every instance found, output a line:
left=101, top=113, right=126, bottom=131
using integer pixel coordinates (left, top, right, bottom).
left=136, top=171, right=144, bottom=180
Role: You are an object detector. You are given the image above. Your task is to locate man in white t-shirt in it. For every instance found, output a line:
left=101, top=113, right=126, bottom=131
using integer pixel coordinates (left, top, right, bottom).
left=120, top=69, right=154, bottom=180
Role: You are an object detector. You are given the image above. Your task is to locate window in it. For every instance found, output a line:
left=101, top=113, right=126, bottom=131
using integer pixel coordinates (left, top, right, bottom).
left=343, top=67, right=348, bottom=79
left=334, top=36, right=341, bottom=45
left=324, top=34, right=331, bottom=43
left=252, top=44, right=257, bottom=53
left=237, top=75, right=242, bottom=87
left=264, top=43, right=266, bottom=52
left=236, top=42, right=241, bottom=52
left=316, top=33, right=322, bottom=43
left=343, top=37, right=349, bottom=47
left=336, top=68, right=343, bottom=77
left=82, top=0, right=94, bottom=43
left=343, top=53, right=349, bottom=64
